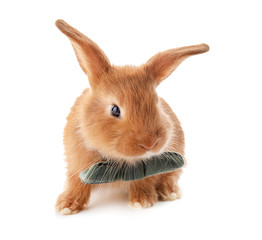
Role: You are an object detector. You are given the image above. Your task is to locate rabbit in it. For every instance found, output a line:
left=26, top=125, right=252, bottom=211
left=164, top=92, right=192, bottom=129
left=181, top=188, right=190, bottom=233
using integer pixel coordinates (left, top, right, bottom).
left=55, top=19, right=209, bottom=215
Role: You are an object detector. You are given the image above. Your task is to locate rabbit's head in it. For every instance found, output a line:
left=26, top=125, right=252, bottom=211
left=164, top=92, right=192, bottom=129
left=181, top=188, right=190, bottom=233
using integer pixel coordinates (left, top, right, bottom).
left=56, top=20, right=209, bottom=162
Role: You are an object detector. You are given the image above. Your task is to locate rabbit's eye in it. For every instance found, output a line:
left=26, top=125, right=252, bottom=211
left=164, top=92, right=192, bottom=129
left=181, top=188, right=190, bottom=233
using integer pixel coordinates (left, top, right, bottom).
left=111, top=105, right=121, bottom=118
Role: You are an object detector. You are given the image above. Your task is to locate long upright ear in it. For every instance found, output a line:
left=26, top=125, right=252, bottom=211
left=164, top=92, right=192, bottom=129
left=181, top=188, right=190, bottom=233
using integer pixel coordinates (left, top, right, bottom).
left=144, top=44, right=209, bottom=85
left=55, top=19, right=111, bottom=86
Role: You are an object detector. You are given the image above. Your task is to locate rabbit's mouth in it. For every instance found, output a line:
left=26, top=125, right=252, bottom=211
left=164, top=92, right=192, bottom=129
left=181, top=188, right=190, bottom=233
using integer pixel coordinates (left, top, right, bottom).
left=114, top=146, right=167, bottom=164
left=104, top=128, right=173, bottom=163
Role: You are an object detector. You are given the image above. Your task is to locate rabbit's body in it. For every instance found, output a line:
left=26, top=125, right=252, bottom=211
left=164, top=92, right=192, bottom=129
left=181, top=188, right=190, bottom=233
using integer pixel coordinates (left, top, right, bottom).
left=55, top=20, right=208, bottom=215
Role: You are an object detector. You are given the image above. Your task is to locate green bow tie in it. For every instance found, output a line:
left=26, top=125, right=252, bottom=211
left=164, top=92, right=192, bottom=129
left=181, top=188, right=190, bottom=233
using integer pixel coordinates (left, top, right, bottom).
left=79, top=152, right=184, bottom=184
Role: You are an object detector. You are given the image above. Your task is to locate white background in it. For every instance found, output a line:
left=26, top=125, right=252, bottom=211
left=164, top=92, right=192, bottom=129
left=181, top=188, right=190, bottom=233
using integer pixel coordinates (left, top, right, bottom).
left=0, top=0, right=261, bottom=239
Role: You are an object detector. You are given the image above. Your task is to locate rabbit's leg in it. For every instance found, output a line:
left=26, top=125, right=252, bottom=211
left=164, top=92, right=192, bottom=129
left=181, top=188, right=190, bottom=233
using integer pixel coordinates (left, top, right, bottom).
left=129, top=177, right=158, bottom=208
left=56, top=174, right=92, bottom=215
left=156, top=169, right=183, bottom=201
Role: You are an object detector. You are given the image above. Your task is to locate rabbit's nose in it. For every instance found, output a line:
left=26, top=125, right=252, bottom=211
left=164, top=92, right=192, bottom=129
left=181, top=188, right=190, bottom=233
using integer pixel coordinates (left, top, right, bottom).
left=139, top=139, right=159, bottom=151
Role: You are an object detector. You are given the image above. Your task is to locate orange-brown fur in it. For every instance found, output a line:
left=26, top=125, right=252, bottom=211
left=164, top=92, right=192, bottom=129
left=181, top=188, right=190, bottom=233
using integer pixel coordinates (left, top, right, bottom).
left=55, top=20, right=209, bottom=214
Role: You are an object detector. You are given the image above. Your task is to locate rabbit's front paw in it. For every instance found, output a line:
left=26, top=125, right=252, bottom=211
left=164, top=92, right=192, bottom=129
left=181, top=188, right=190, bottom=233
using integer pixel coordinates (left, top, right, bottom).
left=55, top=192, right=85, bottom=215
left=129, top=178, right=158, bottom=208
left=129, top=193, right=157, bottom=208
left=56, top=202, right=81, bottom=215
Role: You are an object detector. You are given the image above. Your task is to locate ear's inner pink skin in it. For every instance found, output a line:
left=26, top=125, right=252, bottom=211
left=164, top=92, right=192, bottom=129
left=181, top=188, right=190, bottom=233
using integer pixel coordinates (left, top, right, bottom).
left=55, top=19, right=209, bottom=214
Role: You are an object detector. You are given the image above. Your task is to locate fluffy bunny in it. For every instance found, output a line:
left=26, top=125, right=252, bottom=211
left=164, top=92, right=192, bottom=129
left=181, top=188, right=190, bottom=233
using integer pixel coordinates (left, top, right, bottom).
left=55, top=19, right=209, bottom=215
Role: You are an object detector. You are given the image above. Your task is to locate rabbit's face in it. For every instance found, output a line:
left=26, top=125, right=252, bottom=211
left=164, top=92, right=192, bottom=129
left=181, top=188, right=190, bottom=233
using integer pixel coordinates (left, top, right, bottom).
left=80, top=66, right=172, bottom=161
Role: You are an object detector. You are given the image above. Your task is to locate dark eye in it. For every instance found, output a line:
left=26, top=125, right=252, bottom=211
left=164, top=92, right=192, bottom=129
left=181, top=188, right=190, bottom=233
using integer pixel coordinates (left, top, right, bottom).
left=111, top=105, right=121, bottom=118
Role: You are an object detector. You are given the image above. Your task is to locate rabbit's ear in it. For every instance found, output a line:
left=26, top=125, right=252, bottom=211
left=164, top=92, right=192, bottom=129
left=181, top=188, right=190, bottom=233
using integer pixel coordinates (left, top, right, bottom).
left=144, top=44, right=209, bottom=85
left=55, top=20, right=111, bottom=86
